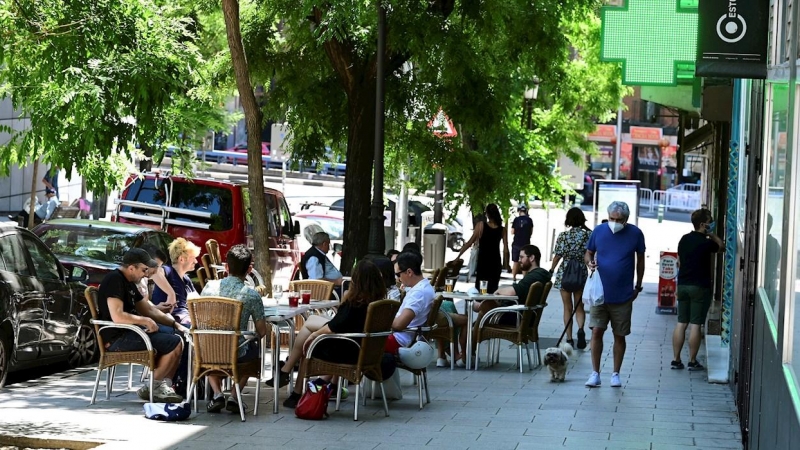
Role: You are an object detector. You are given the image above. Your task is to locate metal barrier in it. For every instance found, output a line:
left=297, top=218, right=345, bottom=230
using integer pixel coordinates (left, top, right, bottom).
left=639, top=188, right=654, bottom=212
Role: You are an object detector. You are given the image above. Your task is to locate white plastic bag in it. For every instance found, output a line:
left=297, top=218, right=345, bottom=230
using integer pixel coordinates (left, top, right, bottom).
left=582, top=270, right=604, bottom=308
left=363, top=370, right=403, bottom=400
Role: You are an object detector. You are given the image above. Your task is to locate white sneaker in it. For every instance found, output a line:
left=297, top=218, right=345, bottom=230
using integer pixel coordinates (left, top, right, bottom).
left=610, top=372, right=622, bottom=387
left=436, top=358, right=448, bottom=367
left=153, top=381, right=183, bottom=403
left=585, top=371, right=601, bottom=387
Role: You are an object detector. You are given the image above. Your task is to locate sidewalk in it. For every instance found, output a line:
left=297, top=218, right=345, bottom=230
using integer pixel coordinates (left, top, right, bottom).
left=0, top=286, right=741, bottom=450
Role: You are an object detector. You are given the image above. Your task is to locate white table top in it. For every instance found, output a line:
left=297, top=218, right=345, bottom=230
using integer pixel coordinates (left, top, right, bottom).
left=440, top=292, right=519, bottom=301
left=261, top=298, right=338, bottom=320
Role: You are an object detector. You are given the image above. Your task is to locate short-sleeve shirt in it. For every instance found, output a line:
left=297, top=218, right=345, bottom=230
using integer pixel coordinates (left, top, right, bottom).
left=394, top=278, right=435, bottom=347
left=512, top=215, right=534, bottom=246
left=512, top=268, right=552, bottom=302
left=200, top=277, right=265, bottom=357
left=97, top=269, right=143, bottom=343
left=586, top=223, right=646, bottom=304
left=327, top=301, right=369, bottom=334
left=677, top=231, right=719, bottom=288
left=152, top=265, right=196, bottom=316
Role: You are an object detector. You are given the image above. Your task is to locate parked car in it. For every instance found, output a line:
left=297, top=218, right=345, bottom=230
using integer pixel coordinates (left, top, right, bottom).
left=32, top=219, right=174, bottom=288
left=222, top=142, right=271, bottom=165
left=0, top=221, right=93, bottom=386
left=294, top=212, right=344, bottom=269
left=115, top=173, right=300, bottom=287
left=582, top=172, right=606, bottom=205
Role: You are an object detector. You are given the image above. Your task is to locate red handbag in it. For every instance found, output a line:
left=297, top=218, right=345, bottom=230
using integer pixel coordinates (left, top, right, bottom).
left=295, top=382, right=332, bottom=420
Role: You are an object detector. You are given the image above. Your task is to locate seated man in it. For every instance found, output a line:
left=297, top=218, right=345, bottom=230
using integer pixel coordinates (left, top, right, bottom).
left=301, top=231, right=343, bottom=289
left=388, top=251, right=435, bottom=354
left=15, top=188, right=59, bottom=225
left=97, top=248, right=187, bottom=403
left=201, top=245, right=269, bottom=414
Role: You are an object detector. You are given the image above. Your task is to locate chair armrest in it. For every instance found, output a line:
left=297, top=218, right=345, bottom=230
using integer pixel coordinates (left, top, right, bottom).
left=305, top=331, right=393, bottom=357
left=438, top=311, right=455, bottom=328
left=91, top=320, right=154, bottom=352
left=478, top=306, right=531, bottom=328
left=403, top=324, right=438, bottom=333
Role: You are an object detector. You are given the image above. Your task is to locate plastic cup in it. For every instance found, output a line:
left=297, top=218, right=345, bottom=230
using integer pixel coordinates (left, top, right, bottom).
left=479, top=280, right=488, bottom=294
left=301, top=289, right=312, bottom=304
left=445, top=279, right=454, bottom=292
left=288, top=292, right=299, bottom=308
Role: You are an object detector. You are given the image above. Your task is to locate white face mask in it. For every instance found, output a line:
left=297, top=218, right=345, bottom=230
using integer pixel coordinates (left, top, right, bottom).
left=608, top=221, right=624, bottom=234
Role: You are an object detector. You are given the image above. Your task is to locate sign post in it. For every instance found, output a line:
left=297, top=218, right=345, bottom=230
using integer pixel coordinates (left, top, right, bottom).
left=657, top=251, right=678, bottom=314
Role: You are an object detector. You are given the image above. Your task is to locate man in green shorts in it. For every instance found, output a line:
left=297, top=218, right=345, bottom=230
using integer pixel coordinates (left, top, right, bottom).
left=671, top=208, right=723, bottom=371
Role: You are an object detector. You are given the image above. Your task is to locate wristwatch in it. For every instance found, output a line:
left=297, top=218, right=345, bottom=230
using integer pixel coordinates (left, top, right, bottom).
left=635, top=285, right=643, bottom=292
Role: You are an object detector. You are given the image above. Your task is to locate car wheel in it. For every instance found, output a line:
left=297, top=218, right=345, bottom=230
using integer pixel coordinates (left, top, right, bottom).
left=68, top=324, right=97, bottom=368
left=0, top=334, right=10, bottom=388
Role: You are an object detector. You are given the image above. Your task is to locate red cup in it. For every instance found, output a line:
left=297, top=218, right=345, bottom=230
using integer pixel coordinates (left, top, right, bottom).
left=301, top=291, right=311, bottom=304
left=288, top=293, right=299, bottom=308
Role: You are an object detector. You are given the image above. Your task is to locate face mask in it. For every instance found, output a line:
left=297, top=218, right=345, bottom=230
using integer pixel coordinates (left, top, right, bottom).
left=608, top=221, right=624, bottom=234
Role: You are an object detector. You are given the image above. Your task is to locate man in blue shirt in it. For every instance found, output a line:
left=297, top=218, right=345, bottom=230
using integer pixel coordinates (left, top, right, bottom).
left=583, top=201, right=645, bottom=388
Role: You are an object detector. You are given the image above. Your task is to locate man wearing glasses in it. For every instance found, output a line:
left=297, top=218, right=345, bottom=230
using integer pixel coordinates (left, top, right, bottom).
left=97, top=248, right=188, bottom=403
left=388, top=251, right=434, bottom=354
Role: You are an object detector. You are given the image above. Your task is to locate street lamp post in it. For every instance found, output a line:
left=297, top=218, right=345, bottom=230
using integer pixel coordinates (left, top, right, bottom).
left=367, top=2, right=387, bottom=256
left=522, top=77, right=540, bottom=129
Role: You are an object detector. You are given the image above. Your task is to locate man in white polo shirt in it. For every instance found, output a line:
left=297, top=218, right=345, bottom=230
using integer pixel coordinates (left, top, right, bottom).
left=388, top=251, right=434, bottom=353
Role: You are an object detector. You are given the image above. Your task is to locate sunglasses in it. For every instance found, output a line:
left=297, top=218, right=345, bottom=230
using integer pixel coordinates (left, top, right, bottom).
left=395, top=269, right=407, bottom=278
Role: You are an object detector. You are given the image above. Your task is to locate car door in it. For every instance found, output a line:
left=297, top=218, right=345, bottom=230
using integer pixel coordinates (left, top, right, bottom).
left=277, top=196, right=300, bottom=277
left=0, top=234, right=43, bottom=362
left=19, top=233, right=77, bottom=358
left=263, top=193, right=291, bottom=287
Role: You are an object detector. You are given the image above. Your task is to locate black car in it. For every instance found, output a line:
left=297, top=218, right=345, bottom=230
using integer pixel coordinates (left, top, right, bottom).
left=0, top=221, right=92, bottom=387
left=32, top=219, right=174, bottom=287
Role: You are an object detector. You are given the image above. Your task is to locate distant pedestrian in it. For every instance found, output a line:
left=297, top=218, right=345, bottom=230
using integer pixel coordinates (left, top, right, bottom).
left=15, top=188, right=58, bottom=226
left=402, top=241, right=421, bottom=255
left=584, top=201, right=645, bottom=388
left=671, top=209, right=723, bottom=371
left=42, top=165, right=60, bottom=199
left=386, top=249, right=401, bottom=263
left=511, top=204, right=534, bottom=281
left=549, top=207, right=592, bottom=349
left=456, top=204, right=509, bottom=293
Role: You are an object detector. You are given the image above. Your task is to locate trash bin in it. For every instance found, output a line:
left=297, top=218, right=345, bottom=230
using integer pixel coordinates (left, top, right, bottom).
left=423, top=223, right=447, bottom=271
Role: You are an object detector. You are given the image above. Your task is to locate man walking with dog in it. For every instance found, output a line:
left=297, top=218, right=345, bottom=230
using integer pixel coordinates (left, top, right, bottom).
left=671, top=208, right=723, bottom=371
left=584, top=201, right=645, bottom=388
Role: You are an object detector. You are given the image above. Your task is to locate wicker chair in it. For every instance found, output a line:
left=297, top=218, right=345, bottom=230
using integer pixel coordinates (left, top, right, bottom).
left=429, top=268, right=441, bottom=290
left=185, top=296, right=261, bottom=422
left=205, top=239, right=222, bottom=265
left=254, top=285, right=269, bottom=297
left=85, top=287, right=156, bottom=405
left=201, top=253, right=219, bottom=281
left=197, top=267, right=209, bottom=289
left=431, top=267, right=446, bottom=292
left=429, top=304, right=458, bottom=370
left=395, top=296, right=443, bottom=409
left=303, top=300, right=400, bottom=421
left=473, top=281, right=552, bottom=372
left=444, top=259, right=464, bottom=280
left=289, top=279, right=334, bottom=301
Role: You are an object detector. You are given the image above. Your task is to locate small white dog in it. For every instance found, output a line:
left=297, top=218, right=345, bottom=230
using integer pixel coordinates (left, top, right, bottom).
left=543, top=342, right=574, bottom=382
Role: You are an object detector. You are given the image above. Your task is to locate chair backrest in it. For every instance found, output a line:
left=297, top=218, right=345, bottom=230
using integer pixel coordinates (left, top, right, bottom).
left=518, top=282, right=545, bottom=333
left=356, top=300, right=401, bottom=374
left=429, top=268, right=441, bottom=290
left=444, top=259, right=463, bottom=278
left=432, top=268, right=447, bottom=292
left=197, top=266, right=209, bottom=289
left=187, top=296, right=244, bottom=368
left=205, top=239, right=222, bottom=265
left=201, top=253, right=218, bottom=280
left=84, top=286, right=107, bottom=350
left=289, top=279, right=334, bottom=300
left=529, top=281, right=553, bottom=340
left=425, top=296, right=444, bottom=329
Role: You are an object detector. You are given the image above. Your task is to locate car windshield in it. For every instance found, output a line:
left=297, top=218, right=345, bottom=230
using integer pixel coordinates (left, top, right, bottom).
left=303, top=217, right=344, bottom=240
left=37, top=227, right=138, bottom=263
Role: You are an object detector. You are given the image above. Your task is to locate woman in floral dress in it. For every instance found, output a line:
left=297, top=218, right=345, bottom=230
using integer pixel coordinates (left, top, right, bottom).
left=549, top=208, right=592, bottom=349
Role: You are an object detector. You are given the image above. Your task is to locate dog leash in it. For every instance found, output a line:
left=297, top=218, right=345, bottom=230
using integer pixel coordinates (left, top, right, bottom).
left=555, top=302, right=581, bottom=347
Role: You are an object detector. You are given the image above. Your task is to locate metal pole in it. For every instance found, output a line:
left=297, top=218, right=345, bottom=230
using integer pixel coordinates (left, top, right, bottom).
left=281, top=160, right=286, bottom=193
left=433, top=170, right=444, bottom=223
left=398, top=163, right=409, bottom=249
left=613, top=106, right=623, bottom=179
left=367, top=2, right=387, bottom=256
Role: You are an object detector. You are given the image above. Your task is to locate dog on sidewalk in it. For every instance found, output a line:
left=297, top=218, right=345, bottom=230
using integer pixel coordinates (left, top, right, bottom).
left=543, top=342, right=573, bottom=382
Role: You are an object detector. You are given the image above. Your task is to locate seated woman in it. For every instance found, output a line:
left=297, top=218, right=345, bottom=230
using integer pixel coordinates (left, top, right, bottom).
left=272, top=260, right=388, bottom=408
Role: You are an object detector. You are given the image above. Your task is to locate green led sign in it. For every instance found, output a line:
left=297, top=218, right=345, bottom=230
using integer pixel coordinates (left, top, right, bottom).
left=601, top=0, right=699, bottom=86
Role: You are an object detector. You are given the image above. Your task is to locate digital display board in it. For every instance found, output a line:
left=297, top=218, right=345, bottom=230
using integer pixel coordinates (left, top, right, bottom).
left=594, top=179, right=641, bottom=226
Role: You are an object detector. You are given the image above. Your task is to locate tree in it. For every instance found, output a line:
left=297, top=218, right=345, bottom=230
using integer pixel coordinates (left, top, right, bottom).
left=236, top=0, right=623, bottom=272
left=0, top=0, right=224, bottom=192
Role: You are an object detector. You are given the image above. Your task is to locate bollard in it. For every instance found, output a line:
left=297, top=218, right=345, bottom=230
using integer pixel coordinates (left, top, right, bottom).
left=658, top=204, right=665, bottom=223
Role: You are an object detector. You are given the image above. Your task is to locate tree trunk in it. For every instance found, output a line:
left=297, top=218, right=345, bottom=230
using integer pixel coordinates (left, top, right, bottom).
left=139, top=142, right=153, bottom=172
left=339, top=83, right=377, bottom=275
left=28, top=161, right=39, bottom=229
left=221, top=0, right=273, bottom=292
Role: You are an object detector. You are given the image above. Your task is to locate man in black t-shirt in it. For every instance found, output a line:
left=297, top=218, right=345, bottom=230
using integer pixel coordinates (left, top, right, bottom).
left=511, top=205, right=534, bottom=281
left=496, top=245, right=551, bottom=302
left=671, top=209, right=723, bottom=371
left=97, top=248, right=188, bottom=403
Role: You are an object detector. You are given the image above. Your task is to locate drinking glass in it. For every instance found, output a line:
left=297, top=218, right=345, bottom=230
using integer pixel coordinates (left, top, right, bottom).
left=301, top=289, right=312, bottom=304
left=288, top=291, right=299, bottom=308
left=273, top=283, right=284, bottom=300
left=479, top=280, right=488, bottom=294
left=445, top=278, right=454, bottom=292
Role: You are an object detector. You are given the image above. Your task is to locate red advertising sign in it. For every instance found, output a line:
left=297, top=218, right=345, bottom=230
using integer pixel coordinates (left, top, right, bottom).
left=657, top=251, right=678, bottom=314
left=630, top=126, right=663, bottom=144
left=588, top=124, right=617, bottom=142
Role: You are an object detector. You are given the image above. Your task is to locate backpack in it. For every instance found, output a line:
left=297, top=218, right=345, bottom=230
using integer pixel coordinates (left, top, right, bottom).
left=561, top=259, right=588, bottom=292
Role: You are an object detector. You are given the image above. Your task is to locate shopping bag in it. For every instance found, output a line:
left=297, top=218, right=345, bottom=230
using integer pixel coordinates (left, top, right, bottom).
left=581, top=270, right=604, bottom=308
left=143, top=402, right=191, bottom=421
left=560, top=259, right=588, bottom=292
left=295, top=381, right=332, bottom=420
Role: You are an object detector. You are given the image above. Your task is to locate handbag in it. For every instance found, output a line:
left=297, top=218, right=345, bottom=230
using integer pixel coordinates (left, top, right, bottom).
left=295, top=382, right=332, bottom=420
left=560, top=259, right=588, bottom=292
left=581, top=269, right=604, bottom=308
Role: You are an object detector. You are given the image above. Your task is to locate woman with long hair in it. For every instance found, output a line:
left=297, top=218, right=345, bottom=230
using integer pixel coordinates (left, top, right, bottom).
left=456, top=203, right=509, bottom=293
left=272, top=260, right=387, bottom=408
left=549, top=207, right=592, bottom=349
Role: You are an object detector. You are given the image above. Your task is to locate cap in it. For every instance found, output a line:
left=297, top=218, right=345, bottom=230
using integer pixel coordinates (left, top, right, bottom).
left=122, top=248, right=158, bottom=268
left=45, top=188, right=56, bottom=195
left=517, top=204, right=528, bottom=211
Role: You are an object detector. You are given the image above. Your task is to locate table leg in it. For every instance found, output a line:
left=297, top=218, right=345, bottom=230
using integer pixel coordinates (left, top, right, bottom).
left=466, top=299, right=474, bottom=370
left=272, top=325, right=280, bottom=414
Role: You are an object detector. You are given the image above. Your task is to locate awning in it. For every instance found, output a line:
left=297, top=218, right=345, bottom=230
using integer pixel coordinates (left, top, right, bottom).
left=681, top=123, right=713, bottom=153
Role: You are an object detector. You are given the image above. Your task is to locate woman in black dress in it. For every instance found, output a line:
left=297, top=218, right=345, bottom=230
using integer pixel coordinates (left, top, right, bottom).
left=456, top=204, right=509, bottom=293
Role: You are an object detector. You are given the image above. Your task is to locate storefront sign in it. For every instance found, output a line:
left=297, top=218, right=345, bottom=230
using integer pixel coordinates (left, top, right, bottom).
left=630, top=126, right=663, bottom=144
left=588, top=124, right=618, bottom=142
left=657, top=251, right=678, bottom=314
left=696, top=0, right=768, bottom=78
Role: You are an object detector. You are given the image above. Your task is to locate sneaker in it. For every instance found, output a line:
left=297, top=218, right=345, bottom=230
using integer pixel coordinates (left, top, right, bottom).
left=153, top=381, right=184, bottom=403
left=585, top=371, right=601, bottom=387
left=137, top=384, right=151, bottom=401
left=226, top=398, right=248, bottom=414
left=436, top=358, right=449, bottom=367
left=688, top=361, right=705, bottom=371
left=671, top=360, right=685, bottom=370
left=206, top=394, right=226, bottom=413
left=455, top=360, right=466, bottom=368
left=576, top=329, right=587, bottom=350
left=283, top=392, right=302, bottom=408
left=610, top=372, right=622, bottom=387
left=266, top=361, right=291, bottom=388
left=328, top=383, right=349, bottom=401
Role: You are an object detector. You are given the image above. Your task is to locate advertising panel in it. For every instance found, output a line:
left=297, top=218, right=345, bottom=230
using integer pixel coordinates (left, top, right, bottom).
left=593, top=179, right=640, bottom=226
left=657, top=251, right=678, bottom=315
